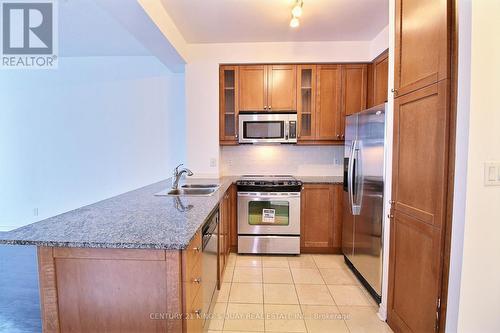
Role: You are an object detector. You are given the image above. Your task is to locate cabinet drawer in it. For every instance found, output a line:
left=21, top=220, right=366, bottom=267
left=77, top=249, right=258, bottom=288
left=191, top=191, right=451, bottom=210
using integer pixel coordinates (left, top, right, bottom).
left=183, top=231, right=202, bottom=275
left=183, top=259, right=202, bottom=305
left=184, top=287, right=203, bottom=333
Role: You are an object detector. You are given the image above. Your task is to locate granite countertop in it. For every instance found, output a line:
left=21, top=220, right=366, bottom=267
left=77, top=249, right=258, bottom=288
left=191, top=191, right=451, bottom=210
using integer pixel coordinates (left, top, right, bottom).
left=297, top=176, right=343, bottom=184
left=0, top=177, right=237, bottom=250
left=0, top=175, right=341, bottom=251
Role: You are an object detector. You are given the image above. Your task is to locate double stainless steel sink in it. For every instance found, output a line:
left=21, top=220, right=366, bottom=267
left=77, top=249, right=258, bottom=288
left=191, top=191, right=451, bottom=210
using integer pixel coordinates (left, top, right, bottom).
left=156, top=184, right=220, bottom=197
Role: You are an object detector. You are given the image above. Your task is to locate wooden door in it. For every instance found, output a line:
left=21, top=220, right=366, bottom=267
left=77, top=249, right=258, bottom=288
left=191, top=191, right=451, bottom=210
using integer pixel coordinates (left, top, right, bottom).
left=219, top=66, right=239, bottom=144
left=342, top=64, right=368, bottom=117
left=395, top=0, right=450, bottom=96
left=316, top=65, right=342, bottom=141
left=297, top=65, right=316, bottom=141
left=239, top=65, right=267, bottom=111
left=388, top=80, right=450, bottom=333
left=267, top=65, right=297, bottom=111
left=300, top=184, right=341, bottom=253
left=373, top=51, right=389, bottom=105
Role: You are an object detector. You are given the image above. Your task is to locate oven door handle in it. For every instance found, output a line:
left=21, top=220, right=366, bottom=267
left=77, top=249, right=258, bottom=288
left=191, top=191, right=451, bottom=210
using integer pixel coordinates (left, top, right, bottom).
left=237, top=192, right=300, bottom=199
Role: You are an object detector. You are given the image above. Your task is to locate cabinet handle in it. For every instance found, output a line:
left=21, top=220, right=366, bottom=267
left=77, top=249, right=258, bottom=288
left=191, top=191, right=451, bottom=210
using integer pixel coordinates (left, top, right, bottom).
left=193, top=277, right=201, bottom=284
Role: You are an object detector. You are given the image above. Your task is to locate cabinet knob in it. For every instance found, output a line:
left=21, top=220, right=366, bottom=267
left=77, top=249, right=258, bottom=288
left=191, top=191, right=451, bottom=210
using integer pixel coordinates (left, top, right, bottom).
left=389, top=200, right=395, bottom=205
left=268, top=106, right=272, bottom=110
left=264, top=106, right=267, bottom=110
left=235, top=134, right=238, bottom=138
left=336, top=134, right=341, bottom=139
left=388, top=214, right=394, bottom=219
left=193, top=247, right=200, bottom=253
left=391, top=88, right=398, bottom=96
left=194, top=309, right=202, bottom=316
left=193, top=277, right=201, bottom=284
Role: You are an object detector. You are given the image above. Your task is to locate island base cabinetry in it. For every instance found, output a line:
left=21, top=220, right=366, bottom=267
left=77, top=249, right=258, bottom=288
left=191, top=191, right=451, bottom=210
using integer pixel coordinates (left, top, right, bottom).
left=37, top=236, right=203, bottom=333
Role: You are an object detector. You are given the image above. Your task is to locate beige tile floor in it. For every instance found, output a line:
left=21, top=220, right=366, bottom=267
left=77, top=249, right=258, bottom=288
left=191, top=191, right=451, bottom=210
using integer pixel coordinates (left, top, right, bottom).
left=207, top=253, right=393, bottom=333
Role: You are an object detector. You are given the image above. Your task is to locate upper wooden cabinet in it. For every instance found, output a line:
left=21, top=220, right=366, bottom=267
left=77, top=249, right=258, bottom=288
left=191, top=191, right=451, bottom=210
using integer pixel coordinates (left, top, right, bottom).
left=239, top=65, right=267, bottom=111
left=395, top=0, right=450, bottom=96
left=297, top=65, right=316, bottom=141
left=342, top=64, right=367, bottom=117
left=219, top=66, right=239, bottom=145
left=316, top=65, right=343, bottom=141
left=239, top=64, right=297, bottom=112
left=368, top=50, right=389, bottom=108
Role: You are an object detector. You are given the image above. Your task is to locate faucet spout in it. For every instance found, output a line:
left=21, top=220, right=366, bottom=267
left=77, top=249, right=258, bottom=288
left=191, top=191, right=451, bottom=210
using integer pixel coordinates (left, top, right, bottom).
left=172, top=164, right=194, bottom=190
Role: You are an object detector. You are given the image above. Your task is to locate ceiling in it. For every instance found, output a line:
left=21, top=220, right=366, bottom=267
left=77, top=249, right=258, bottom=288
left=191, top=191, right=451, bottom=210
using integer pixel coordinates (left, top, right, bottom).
left=160, top=0, right=389, bottom=43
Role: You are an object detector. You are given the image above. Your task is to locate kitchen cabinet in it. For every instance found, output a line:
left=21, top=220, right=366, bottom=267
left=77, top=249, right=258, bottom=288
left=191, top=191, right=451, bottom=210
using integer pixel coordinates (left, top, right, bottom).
left=342, top=64, right=368, bottom=117
left=297, top=65, right=316, bottom=141
left=367, top=50, right=389, bottom=108
left=37, top=233, right=204, bottom=333
left=369, top=50, right=389, bottom=107
left=300, top=184, right=343, bottom=253
left=218, top=189, right=231, bottom=286
left=239, top=65, right=267, bottom=111
left=267, top=65, right=297, bottom=111
left=239, top=64, right=296, bottom=112
left=219, top=66, right=239, bottom=145
left=228, top=184, right=238, bottom=252
left=315, top=65, right=343, bottom=142
left=394, top=0, right=450, bottom=97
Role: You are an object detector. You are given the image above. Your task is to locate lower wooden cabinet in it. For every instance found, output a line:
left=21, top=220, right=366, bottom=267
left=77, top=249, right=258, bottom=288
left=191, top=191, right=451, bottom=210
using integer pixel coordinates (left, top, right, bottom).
left=300, top=184, right=343, bottom=253
left=218, top=189, right=231, bottom=286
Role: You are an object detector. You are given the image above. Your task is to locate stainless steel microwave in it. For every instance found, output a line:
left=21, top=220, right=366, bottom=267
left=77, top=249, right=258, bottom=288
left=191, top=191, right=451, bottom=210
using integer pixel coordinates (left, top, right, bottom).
left=238, top=112, right=297, bottom=144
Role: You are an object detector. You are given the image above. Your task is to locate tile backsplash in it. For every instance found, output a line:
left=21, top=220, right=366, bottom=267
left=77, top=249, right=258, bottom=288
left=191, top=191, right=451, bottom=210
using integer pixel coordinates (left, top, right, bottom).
left=220, top=145, right=344, bottom=176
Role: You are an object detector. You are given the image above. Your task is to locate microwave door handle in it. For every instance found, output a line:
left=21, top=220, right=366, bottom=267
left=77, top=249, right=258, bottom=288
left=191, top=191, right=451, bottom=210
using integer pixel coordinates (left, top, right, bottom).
left=285, top=121, right=289, bottom=140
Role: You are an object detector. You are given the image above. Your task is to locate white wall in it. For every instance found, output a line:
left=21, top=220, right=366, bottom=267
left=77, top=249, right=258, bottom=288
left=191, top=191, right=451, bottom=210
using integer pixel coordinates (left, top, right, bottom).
left=0, top=56, right=186, bottom=231
left=221, top=145, right=343, bottom=176
left=185, top=41, right=376, bottom=177
left=454, top=1, right=500, bottom=332
left=370, top=25, right=389, bottom=59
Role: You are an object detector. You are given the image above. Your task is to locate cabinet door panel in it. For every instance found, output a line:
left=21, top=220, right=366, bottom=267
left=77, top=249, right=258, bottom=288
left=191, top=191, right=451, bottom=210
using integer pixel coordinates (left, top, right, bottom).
left=300, top=184, right=341, bottom=253
left=297, top=65, right=316, bottom=141
left=239, top=65, right=267, bottom=111
left=388, top=81, right=450, bottom=333
left=316, top=65, right=342, bottom=141
left=219, top=66, right=239, bottom=144
left=373, top=53, right=389, bottom=105
left=267, top=65, right=297, bottom=111
left=395, top=0, right=450, bottom=96
left=342, top=64, right=367, bottom=117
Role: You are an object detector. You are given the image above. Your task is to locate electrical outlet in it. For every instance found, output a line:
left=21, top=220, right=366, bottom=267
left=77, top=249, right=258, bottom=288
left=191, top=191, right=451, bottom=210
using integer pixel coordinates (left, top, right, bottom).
left=210, top=158, right=217, bottom=168
left=484, top=162, right=500, bottom=186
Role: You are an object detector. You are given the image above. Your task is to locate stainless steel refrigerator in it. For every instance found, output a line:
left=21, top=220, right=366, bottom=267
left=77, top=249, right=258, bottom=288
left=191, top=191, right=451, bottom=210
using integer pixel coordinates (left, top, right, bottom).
left=342, top=103, right=387, bottom=304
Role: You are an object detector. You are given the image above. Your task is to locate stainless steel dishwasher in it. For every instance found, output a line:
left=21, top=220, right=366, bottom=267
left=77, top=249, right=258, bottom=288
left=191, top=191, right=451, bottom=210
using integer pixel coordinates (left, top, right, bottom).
left=202, top=208, right=219, bottom=330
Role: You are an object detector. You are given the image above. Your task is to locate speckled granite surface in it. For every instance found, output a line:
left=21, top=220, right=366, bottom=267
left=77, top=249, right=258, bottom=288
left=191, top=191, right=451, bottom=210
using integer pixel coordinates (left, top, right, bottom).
left=0, top=175, right=341, bottom=250
left=297, top=176, right=344, bottom=184
left=0, top=177, right=237, bottom=250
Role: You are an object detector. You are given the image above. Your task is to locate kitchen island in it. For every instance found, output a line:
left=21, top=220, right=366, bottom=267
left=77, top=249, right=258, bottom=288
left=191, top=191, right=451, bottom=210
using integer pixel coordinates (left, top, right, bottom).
left=0, top=177, right=236, bottom=333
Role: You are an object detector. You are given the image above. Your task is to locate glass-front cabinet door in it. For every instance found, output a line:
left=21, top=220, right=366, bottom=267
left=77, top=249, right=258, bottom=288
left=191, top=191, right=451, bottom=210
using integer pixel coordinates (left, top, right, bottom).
left=297, top=65, right=316, bottom=142
left=219, top=65, right=239, bottom=144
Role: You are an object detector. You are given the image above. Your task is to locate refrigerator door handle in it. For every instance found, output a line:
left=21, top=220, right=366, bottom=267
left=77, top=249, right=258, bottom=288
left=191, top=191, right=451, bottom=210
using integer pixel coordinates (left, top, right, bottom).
left=348, top=140, right=356, bottom=214
left=352, top=140, right=361, bottom=215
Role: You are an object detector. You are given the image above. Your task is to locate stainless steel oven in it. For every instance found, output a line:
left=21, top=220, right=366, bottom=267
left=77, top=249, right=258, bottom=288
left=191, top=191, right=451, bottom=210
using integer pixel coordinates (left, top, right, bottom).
left=237, top=176, right=301, bottom=254
left=238, top=112, right=297, bottom=144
